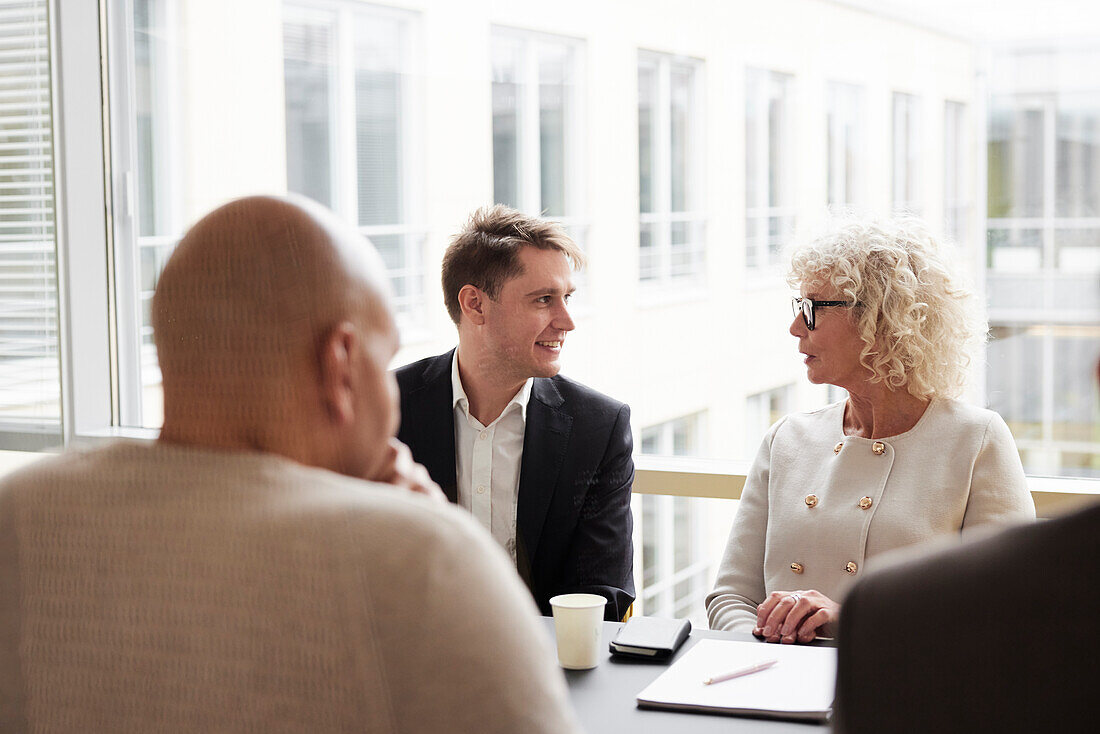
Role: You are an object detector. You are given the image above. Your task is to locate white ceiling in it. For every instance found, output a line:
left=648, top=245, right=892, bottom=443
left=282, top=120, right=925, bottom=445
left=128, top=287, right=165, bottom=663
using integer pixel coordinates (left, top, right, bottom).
left=833, top=0, right=1100, bottom=44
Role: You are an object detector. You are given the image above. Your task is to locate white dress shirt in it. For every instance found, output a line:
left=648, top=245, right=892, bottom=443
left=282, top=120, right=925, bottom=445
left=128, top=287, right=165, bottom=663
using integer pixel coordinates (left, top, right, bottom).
left=451, top=351, right=532, bottom=564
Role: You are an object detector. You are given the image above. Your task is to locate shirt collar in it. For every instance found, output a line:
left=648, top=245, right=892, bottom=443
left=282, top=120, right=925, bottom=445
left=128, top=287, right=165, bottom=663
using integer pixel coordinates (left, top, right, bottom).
left=451, top=349, right=533, bottom=423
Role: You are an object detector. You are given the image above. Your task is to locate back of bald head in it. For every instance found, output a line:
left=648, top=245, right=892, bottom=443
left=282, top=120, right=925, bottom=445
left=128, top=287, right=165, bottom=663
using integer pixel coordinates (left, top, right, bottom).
left=153, top=195, right=391, bottom=416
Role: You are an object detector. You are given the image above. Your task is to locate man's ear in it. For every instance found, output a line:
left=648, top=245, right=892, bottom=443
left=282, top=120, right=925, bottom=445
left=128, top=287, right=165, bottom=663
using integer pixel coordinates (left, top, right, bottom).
left=319, top=321, right=357, bottom=426
left=457, top=284, right=487, bottom=325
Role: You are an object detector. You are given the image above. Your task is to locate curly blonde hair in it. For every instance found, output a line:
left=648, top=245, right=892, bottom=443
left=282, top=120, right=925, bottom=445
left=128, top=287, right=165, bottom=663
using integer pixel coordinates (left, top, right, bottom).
left=787, top=216, right=984, bottom=399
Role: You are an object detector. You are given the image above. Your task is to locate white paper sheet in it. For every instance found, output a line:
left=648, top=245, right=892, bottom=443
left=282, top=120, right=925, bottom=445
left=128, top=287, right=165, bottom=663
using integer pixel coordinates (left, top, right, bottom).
left=636, top=638, right=837, bottom=720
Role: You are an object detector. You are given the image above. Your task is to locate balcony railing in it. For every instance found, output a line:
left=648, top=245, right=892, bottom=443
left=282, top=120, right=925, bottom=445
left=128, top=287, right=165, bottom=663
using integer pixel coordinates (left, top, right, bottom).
left=1, top=449, right=1097, bottom=519
left=632, top=454, right=1097, bottom=519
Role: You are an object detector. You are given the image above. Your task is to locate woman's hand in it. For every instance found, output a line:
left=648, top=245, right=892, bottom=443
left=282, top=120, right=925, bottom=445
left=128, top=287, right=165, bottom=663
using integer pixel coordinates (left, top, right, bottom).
left=753, top=589, right=840, bottom=644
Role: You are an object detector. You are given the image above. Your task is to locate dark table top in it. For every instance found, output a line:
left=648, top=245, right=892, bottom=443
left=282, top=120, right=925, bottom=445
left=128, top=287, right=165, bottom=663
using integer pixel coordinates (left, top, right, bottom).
left=543, top=618, right=832, bottom=733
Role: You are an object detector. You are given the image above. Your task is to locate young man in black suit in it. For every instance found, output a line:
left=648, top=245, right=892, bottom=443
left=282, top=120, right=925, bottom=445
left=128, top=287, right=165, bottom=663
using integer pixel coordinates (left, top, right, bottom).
left=395, top=205, right=635, bottom=621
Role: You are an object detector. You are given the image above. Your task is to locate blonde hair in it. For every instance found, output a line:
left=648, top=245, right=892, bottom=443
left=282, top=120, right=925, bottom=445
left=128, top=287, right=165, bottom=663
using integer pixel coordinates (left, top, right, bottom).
left=787, top=216, right=984, bottom=399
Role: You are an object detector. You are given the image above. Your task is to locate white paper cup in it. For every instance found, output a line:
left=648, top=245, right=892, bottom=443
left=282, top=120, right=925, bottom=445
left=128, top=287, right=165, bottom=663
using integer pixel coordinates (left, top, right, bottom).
left=549, top=593, right=607, bottom=670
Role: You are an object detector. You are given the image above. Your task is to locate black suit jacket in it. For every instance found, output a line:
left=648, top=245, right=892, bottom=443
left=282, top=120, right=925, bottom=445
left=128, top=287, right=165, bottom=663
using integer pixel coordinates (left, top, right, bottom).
left=835, top=503, right=1100, bottom=733
left=395, top=349, right=635, bottom=621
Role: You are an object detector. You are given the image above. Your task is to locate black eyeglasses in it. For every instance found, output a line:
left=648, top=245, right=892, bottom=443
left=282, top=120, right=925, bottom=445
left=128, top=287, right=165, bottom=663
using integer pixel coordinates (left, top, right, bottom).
left=791, top=297, right=854, bottom=331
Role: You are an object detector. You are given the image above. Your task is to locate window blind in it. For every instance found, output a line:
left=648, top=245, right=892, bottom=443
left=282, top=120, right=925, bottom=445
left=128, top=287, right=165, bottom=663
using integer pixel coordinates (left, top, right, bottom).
left=0, top=0, right=60, bottom=428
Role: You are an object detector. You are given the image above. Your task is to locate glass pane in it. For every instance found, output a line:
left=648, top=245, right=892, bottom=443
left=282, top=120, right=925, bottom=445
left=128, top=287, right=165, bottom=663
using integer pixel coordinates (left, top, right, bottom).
left=670, top=219, right=702, bottom=279
left=354, top=17, right=403, bottom=227
left=134, top=0, right=169, bottom=235
left=767, top=73, right=791, bottom=209
left=987, top=227, right=1042, bottom=270
left=892, top=92, right=920, bottom=212
left=492, top=36, right=521, bottom=209
left=1055, top=229, right=1100, bottom=272
left=0, top=0, right=61, bottom=441
left=827, top=82, right=862, bottom=208
left=1051, top=328, right=1100, bottom=442
left=768, top=213, right=794, bottom=265
left=669, top=64, right=693, bottom=213
left=638, top=62, right=656, bottom=214
left=745, top=69, right=762, bottom=211
left=283, top=13, right=334, bottom=209
left=639, top=221, right=658, bottom=281
left=745, top=215, right=761, bottom=268
left=944, top=101, right=967, bottom=243
left=641, top=494, right=658, bottom=588
left=673, top=499, right=691, bottom=569
left=988, top=103, right=1044, bottom=218
left=539, top=44, right=567, bottom=217
left=1056, top=100, right=1100, bottom=218
left=1059, top=452, right=1100, bottom=479
left=986, top=325, right=1043, bottom=441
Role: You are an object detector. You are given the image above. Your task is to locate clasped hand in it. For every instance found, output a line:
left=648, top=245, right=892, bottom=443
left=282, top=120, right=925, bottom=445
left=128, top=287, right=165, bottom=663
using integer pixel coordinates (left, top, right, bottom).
left=369, top=438, right=446, bottom=502
left=753, top=589, right=839, bottom=644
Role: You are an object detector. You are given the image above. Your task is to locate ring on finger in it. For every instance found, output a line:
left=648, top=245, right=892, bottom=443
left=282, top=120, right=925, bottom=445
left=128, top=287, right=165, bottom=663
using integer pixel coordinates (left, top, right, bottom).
left=786, top=593, right=802, bottom=604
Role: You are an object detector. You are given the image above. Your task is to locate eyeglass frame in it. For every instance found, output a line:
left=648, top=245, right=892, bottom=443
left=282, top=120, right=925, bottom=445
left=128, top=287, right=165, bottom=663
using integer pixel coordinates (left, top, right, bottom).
left=791, top=296, right=855, bottom=331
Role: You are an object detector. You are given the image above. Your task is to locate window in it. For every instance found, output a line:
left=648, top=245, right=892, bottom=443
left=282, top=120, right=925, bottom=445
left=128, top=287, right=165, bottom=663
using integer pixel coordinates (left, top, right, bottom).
left=986, top=57, right=1100, bottom=477
left=826, top=81, right=864, bottom=209
left=944, top=100, right=969, bottom=244
left=123, top=0, right=177, bottom=427
left=283, top=1, right=425, bottom=329
left=638, top=52, right=705, bottom=284
left=987, top=324, right=1100, bottom=477
left=745, top=68, right=795, bottom=269
left=490, top=28, right=587, bottom=290
left=491, top=28, right=582, bottom=221
left=892, top=92, right=921, bottom=214
left=0, top=0, right=61, bottom=449
left=744, top=385, right=794, bottom=455
left=638, top=413, right=717, bottom=623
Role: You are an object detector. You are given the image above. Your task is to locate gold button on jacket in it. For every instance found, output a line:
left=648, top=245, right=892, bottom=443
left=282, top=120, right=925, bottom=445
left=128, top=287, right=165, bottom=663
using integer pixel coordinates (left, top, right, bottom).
left=872, top=441, right=886, bottom=455
left=833, top=442, right=843, bottom=455
left=845, top=561, right=858, bottom=575
left=859, top=496, right=873, bottom=509
left=790, top=562, right=804, bottom=574
left=804, top=494, right=818, bottom=508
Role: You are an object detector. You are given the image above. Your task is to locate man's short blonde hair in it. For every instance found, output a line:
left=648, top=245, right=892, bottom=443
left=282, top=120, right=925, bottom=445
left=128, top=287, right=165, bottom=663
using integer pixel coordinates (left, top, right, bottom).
left=441, top=205, right=585, bottom=325
left=788, top=216, right=984, bottom=400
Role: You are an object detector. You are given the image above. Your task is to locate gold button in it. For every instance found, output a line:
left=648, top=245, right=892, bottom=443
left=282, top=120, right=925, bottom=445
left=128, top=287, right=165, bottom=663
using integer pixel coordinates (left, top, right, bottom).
left=845, top=561, right=858, bottom=575
left=804, top=494, right=818, bottom=508
left=790, top=562, right=804, bottom=574
left=859, top=496, right=873, bottom=510
left=833, top=442, right=843, bottom=455
left=872, top=441, right=886, bottom=455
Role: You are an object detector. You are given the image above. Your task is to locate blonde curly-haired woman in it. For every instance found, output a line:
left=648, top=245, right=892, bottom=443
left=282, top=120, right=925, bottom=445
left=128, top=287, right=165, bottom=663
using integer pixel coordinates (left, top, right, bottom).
left=706, top=217, right=1035, bottom=643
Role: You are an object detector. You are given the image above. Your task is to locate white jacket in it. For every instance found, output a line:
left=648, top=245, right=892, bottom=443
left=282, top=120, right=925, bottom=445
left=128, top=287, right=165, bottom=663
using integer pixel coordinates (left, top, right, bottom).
left=706, top=399, right=1036, bottom=632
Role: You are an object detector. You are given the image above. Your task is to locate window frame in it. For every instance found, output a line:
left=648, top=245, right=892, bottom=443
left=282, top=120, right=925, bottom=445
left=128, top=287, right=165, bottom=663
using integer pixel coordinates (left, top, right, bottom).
left=826, top=80, right=865, bottom=210
left=891, top=90, right=922, bottom=214
left=744, top=66, right=796, bottom=271
left=284, top=0, right=428, bottom=335
left=105, top=0, right=181, bottom=429
left=637, top=50, right=706, bottom=288
left=637, top=411, right=712, bottom=621
left=944, top=99, right=970, bottom=244
left=0, top=0, right=68, bottom=448
left=489, top=26, right=586, bottom=225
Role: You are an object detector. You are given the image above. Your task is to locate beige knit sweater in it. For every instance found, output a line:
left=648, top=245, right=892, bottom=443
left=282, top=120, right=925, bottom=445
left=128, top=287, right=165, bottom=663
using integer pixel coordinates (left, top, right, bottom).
left=0, top=441, right=579, bottom=733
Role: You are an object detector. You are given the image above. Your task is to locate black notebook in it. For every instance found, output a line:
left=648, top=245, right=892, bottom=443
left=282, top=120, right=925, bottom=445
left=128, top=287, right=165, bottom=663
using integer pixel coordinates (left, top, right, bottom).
left=609, top=616, right=691, bottom=661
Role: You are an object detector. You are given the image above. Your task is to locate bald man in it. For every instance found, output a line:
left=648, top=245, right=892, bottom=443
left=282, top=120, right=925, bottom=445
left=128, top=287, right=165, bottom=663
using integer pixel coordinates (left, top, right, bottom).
left=0, top=196, right=579, bottom=734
